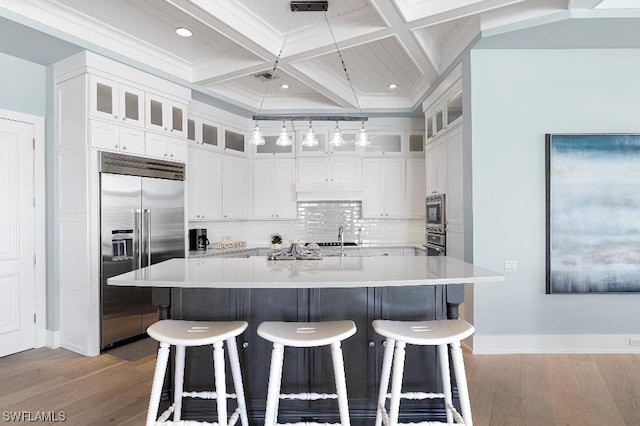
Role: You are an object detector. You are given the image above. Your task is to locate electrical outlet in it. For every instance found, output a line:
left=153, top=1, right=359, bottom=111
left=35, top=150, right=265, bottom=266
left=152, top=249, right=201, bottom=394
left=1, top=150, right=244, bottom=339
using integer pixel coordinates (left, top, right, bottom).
left=629, top=337, right=640, bottom=347
left=504, top=260, right=518, bottom=273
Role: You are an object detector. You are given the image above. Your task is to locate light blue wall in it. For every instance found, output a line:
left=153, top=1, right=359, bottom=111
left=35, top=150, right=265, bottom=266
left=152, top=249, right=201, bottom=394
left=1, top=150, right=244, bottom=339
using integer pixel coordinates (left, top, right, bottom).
left=470, top=49, right=640, bottom=344
left=0, top=52, right=57, bottom=330
left=0, top=52, right=47, bottom=116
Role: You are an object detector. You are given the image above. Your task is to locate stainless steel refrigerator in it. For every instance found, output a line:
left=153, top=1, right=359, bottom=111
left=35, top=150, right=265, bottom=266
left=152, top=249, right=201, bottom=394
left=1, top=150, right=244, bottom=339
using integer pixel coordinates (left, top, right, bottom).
left=100, top=152, right=185, bottom=349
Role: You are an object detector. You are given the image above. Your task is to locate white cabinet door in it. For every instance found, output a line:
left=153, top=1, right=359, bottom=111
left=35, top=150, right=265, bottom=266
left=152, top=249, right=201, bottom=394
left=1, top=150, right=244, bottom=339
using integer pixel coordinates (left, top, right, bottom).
left=146, top=94, right=187, bottom=137
left=329, top=156, right=360, bottom=182
left=298, top=157, right=327, bottom=182
left=252, top=159, right=275, bottom=219
left=144, top=133, right=186, bottom=162
left=90, top=75, right=144, bottom=127
left=222, top=155, right=248, bottom=219
left=405, top=157, right=426, bottom=218
left=273, top=159, right=297, bottom=219
left=362, top=158, right=404, bottom=218
left=253, top=159, right=297, bottom=220
left=188, top=147, right=221, bottom=220
left=426, top=138, right=446, bottom=194
left=90, top=120, right=144, bottom=155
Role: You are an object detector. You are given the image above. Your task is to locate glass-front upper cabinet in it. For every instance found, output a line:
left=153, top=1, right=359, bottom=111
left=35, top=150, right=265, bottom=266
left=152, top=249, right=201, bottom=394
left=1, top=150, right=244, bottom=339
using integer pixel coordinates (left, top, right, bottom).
left=364, top=132, right=403, bottom=156
left=146, top=94, right=187, bottom=137
left=408, top=132, right=425, bottom=155
left=447, top=90, right=463, bottom=125
left=187, top=117, right=219, bottom=149
left=223, top=128, right=248, bottom=156
left=255, top=133, right=295, bottom=157
left=90, top=75, right=144, bottom=127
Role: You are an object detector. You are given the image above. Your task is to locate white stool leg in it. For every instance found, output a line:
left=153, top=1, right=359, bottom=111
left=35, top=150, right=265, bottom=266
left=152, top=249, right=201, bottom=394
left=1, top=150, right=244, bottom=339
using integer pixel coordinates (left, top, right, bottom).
left=146, top=342, right=170, bottom=426
left=213, top=341, right=228, bottom=426
left=437, top=344, right=453, bottom=424
left=375, top=338, right=395, bottom=426
left=450, top=340, right=472, bottom=426
left=388, top=341, right=406, bottom=426
left=330, top=341, right=351, bottom=426
left=226, top=336, right=249, bottom=426
left=264, top=342, right=285, bottom=426
left=173, top=345, right=185, bottom=421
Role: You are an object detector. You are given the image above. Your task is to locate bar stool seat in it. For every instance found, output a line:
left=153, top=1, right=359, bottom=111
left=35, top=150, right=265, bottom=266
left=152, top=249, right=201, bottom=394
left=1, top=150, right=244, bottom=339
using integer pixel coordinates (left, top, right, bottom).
left=372, top=319, right=475, bottom=426
left=257, top=320, right=357, bottom=426
left=146, top=320, right=249, bottom=426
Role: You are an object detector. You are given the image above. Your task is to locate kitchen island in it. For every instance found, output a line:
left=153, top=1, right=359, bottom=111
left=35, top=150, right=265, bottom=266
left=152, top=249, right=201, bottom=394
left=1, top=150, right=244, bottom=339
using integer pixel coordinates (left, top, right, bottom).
left=109, top=256, right=502, bottom=425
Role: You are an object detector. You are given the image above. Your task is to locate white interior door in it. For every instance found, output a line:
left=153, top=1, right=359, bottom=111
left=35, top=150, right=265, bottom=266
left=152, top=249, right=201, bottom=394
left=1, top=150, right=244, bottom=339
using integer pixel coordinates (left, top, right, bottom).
left=0, top=118, right=35, bottom=357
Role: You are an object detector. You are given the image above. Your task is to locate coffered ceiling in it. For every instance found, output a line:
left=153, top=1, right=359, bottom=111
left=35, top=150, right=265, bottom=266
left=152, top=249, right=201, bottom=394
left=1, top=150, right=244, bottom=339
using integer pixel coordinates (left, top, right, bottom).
left=0, top=0, right=638, bottom=116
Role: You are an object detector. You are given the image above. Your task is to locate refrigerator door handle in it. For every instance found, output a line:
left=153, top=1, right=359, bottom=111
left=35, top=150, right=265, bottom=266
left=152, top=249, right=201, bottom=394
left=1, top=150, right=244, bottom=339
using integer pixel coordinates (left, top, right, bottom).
left=134, top=209, right=142, bottom=270
left=144, top=208, right=151, bottom=267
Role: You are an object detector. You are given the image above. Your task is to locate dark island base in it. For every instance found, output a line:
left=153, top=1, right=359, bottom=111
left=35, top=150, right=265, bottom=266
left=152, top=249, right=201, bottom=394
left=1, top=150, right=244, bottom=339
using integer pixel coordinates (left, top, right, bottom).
left=152, top=284, right=464, bottom=425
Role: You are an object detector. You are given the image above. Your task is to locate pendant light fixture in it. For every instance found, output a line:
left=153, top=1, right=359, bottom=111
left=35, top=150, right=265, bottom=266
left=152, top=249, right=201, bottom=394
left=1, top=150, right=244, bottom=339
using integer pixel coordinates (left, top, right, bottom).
left=276, top=120, right=292, bottom=146
left=250, top=2, right=368, bottom=145
left=324, top=10, right=369, bottom=147
left=302, top=120, right=319, bottom=147
left=249, top=10, right=296, bottom=146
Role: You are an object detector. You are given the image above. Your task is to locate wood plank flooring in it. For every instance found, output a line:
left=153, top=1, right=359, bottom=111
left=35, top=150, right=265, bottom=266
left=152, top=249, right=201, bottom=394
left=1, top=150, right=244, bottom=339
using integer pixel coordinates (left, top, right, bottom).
left=1, top=347, right=638, bottom=425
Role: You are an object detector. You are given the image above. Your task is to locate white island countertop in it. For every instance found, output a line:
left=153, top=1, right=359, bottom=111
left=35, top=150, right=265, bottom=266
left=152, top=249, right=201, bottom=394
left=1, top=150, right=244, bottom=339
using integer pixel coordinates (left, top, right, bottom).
left=108, top=256, right=504, bottom=289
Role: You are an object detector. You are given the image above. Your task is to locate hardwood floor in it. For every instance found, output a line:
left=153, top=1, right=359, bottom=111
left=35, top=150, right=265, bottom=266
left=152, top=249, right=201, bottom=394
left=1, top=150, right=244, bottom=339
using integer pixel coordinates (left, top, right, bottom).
left=1, top=347, right=638, bottom=425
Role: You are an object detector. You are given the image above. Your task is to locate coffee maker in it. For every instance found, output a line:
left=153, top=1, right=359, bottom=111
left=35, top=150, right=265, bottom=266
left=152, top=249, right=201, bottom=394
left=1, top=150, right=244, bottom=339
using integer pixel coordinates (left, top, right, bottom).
left=189, top=228, right=209, bottom=251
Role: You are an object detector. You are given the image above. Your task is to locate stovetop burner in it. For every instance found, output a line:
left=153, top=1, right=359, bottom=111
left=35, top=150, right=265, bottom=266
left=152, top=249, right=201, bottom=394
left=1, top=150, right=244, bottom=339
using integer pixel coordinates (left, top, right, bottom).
left=315, top=242, right=358, bottom=247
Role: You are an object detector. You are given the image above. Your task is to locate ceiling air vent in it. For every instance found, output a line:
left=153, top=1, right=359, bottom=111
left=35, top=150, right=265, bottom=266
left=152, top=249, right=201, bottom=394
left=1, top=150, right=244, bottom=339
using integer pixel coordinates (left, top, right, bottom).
left=254, top=71, right=279, bottom=81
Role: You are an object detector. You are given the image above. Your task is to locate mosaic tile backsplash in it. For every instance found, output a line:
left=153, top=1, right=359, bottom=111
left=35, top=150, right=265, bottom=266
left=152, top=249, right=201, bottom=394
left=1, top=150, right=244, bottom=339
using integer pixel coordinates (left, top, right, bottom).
left=196, top=201, right=424, bottom=246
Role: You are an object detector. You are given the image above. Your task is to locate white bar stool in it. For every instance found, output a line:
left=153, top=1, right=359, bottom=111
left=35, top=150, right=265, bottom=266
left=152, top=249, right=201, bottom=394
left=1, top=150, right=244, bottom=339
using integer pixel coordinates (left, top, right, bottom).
left=146, top=320, right=249, bottom=426
left=372, top=319, right=475, bottom=426
left=257, top=320, right=357, bottom=426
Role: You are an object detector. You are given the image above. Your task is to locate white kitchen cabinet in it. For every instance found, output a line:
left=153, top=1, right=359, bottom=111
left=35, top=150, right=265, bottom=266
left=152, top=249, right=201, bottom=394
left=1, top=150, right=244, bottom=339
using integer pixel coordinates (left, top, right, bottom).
left=407, top=132, right=425, bottom=156
left=145, top=133, right=187, bottom=162
left=362, top=158, right=405, bottom=218
left=253, top=158, right=297, bottom=219
left=298, top=156, right=361, bottom=183
left=366, top=247, right=405, bottom=256
left=405, top=157, right=426, bottom=218
left=426, top=137, right=446, bottom=195
left=146, top=93, right=187, bottom=137
left=445, top=125, right=464, bottom=260
left=223, top=128, right=248, bottom=156
left=297, top=130, right=358, bottom=156
left=90, top=119, right=145, bottom=156
left=89, top=74, right=144, bottom=128
left=363, top=132, right=403, bottom=156
left=188, top=146, right=221, bottom=221
left=254, top=134, right=295, bottom=157
left=187, top=116, right=219, bottom=151
left=222, top=154, right=249, bottom=219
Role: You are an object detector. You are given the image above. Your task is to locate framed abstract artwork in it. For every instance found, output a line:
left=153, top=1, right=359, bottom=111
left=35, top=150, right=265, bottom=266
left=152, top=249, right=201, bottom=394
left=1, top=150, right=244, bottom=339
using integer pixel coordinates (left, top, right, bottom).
left=546, top=134, right=640, bottom=293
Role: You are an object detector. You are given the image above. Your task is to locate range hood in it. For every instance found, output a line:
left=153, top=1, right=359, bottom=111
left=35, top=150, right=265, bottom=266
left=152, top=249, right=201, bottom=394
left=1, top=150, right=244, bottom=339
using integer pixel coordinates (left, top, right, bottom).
left=295, top=182, right=364, bottom=201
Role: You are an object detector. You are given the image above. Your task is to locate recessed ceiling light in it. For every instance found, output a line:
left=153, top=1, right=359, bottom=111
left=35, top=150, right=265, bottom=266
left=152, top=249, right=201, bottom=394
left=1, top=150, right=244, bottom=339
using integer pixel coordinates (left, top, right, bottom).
left=388, top=83, right=398, bottom=90
left=281, top=83, right=290, bottom=89
left=175, top=27, right=192, bottom=37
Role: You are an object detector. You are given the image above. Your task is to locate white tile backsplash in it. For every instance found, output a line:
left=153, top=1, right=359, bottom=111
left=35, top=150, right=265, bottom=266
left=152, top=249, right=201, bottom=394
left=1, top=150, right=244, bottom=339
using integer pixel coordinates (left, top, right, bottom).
left=192, top=201, right=424, bottom=246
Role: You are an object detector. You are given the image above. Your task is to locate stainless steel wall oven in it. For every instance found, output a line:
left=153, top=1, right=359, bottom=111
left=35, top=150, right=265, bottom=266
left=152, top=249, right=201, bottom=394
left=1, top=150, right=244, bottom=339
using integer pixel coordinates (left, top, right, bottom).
left=425, top=193, right=446, bottom=256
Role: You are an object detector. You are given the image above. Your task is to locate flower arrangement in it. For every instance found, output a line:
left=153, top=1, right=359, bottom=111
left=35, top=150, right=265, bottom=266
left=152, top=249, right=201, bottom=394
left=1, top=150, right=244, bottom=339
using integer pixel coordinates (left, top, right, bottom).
left=271, top=233, right=283, bottom=246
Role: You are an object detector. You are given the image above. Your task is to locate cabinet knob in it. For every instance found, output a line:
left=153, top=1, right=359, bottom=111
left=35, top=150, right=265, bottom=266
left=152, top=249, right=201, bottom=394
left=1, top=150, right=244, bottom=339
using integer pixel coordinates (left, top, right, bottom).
left=368, top=341, right=375, bottom=347
left=114, top=144, right=119, bottom=149
left=170, top=154, right=174, bottom=157
left=114, top=115, right=118, bottom=120
left=164, top=153, right=168, bottom=157
left=242, top=342, right=249, bottom=349
left=122, top=146, right=127, bottom=150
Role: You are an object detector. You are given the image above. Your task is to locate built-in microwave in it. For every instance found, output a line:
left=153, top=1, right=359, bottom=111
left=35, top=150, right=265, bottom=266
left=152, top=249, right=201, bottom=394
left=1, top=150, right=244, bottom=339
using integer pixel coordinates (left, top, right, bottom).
left=426, top=193, right=445, bottom=233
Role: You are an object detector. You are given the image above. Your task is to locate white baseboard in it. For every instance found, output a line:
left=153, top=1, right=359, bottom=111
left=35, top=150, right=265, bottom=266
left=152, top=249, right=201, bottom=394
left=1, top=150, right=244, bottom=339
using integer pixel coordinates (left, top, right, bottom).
left=46, top=330, right=61, bottom=349
left=472, top=334, right=640, bottom=354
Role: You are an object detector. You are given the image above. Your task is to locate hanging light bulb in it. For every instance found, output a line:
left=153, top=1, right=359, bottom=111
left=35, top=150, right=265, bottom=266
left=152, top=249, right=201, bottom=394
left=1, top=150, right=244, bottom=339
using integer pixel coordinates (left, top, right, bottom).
left=249, top=121, right=265, bottom=146
left=276, top=120, right=292, bottom=146
left=330, top=121, right=344, bottom=146
left=302, top=120, right=318, bottom=147
left=355, top=120, right=370, bottom=147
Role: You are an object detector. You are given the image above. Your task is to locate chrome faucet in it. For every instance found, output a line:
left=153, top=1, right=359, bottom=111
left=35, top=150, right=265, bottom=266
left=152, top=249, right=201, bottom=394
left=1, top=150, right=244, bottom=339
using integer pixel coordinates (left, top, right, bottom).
left=338, top=226, right=345, bottom=257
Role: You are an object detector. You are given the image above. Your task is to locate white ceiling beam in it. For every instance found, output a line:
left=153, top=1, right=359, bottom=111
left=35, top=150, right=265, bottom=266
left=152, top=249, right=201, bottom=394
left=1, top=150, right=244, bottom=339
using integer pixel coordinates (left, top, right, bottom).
left=569, top=0, right=605, bottom=8
left=281, top=62, right=357, bottom=109
left=368, top=0, right=440, bottom=83
left=406, top=0, right=528, bottom=30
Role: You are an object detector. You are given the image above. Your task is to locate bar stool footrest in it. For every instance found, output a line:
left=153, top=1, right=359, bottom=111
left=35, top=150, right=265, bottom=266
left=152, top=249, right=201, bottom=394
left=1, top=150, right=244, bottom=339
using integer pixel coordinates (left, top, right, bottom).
left=279, top=392, right=338, bottom=401
left=385, top=392, right=446, bottom=400
left=182, top=391, right=240, bottom=400
left=155, top=406, right=241, bottom=426
left=275, top=423, right=344, bottom=426
left=378, top=404, right=465, bottom=426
